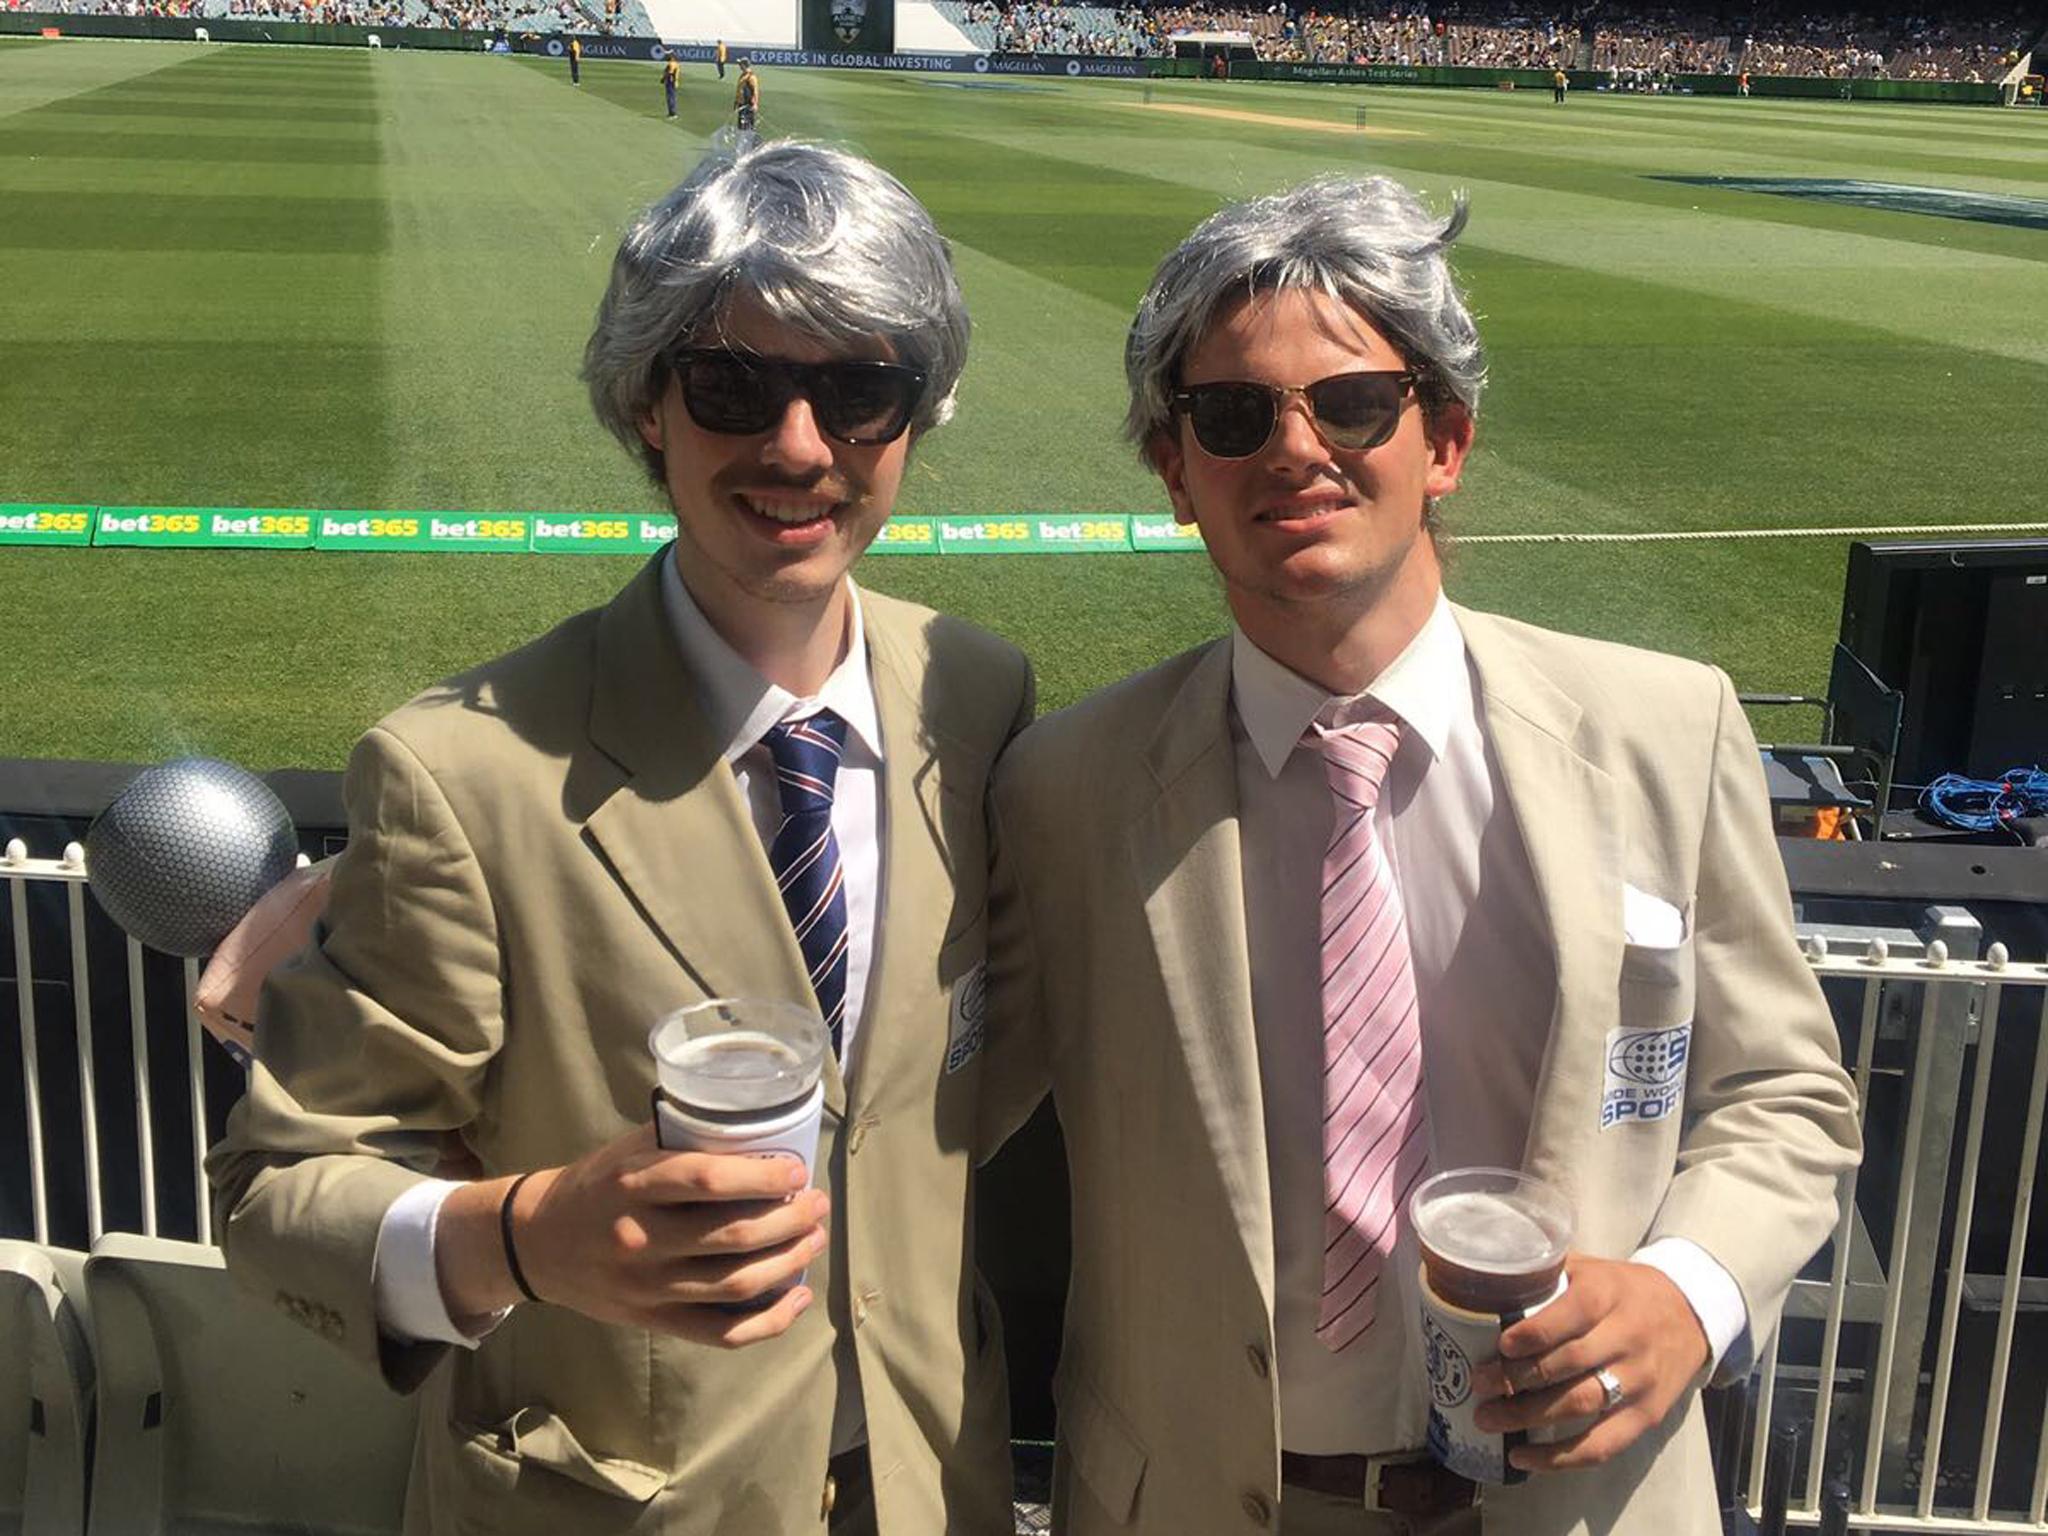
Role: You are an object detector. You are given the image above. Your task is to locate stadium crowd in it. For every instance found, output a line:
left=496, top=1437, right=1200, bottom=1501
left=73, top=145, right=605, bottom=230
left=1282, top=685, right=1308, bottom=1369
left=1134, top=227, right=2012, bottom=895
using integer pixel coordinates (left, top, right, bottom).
left=949, top=0, right=2031, bottom=83
left=951, top=2, right=1154, bottom=55
left=9, top=0, right=2031, bottom=79
left=13, top=0, right=618, bottom=34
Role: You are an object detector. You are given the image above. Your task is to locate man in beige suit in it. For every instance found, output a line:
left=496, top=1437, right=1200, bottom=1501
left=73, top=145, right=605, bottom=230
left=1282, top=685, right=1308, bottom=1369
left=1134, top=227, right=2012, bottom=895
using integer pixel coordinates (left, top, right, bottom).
left=981, top=176, right=1860, bottom=1533
left=209, top=141, right=1030, bottom=1535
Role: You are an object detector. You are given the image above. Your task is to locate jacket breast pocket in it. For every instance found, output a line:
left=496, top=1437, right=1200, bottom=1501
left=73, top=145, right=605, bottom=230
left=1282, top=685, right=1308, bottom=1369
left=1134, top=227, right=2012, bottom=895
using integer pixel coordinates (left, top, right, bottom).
left=1618, top=937, right=1695, bottom=1030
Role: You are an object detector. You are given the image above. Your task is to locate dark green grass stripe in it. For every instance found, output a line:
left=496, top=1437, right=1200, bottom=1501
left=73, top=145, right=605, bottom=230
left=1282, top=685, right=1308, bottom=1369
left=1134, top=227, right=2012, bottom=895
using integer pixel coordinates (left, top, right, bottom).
left=33, top=92, right=382, bottom=122
left=9, top=48, right=384, bottom=137
left=2, top=190, right=386, bottom=253
left=0, top=546, right=640, bottom=767
left=1375, top=96, right=2048, bottom=178
left=1461, top=244, right=2046, bottom=534
left=0, top=338, right=390, bottom=508
left=1480, top=114, right=2048, bottom=187
left=160, top=57, right=379, bottom=75
left=0, top=125, right=382, bottom=163
left=1211, top=121, right=2048, bottom=263
left=99, top=85, right=384, bottom=104
left=1022, top=104, right=2048, bottom=266
left=1595, top=98, right=2048, bottom=147
left=172, top=57, right=379, bottom=72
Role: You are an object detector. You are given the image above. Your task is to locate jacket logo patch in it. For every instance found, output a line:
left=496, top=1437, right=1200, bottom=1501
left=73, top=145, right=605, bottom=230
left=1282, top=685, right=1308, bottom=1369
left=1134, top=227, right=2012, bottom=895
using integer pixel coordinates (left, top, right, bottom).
left=1601, top=1025, right=1690, bottom=1128
left=945, top=962, right=986, bottom=1074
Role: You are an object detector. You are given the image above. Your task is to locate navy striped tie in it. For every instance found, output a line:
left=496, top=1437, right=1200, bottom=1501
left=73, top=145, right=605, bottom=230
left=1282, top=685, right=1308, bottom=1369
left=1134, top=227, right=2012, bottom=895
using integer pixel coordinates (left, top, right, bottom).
left=764, top=711, right=849, bottom=1055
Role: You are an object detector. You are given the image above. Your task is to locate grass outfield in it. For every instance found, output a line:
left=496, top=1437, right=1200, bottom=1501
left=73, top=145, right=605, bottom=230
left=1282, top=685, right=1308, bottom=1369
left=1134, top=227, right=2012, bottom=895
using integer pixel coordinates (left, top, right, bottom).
left=1, top=39, right=2043, bottom=768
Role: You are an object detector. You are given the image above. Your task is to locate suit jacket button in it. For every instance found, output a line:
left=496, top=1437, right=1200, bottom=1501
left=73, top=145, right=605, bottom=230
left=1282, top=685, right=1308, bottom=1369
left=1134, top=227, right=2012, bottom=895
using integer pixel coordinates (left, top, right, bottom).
left=848, top=1117, right=873, bottom=1155
left=852, top=1293, right=868, bottom=1327
left=1245, top=1344, right=1269, bottom=1379
left=821, top=1473, right=836, bottom=1518
left=1241, top=1491, right=1271, bottom=1525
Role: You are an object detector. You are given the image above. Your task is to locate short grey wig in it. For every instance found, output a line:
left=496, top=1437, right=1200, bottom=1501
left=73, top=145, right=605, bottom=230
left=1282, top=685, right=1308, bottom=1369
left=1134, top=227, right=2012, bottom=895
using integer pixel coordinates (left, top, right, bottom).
left=585, top=138, right=970, bottom=483
left=1125, top=175, right=1485, bottom=464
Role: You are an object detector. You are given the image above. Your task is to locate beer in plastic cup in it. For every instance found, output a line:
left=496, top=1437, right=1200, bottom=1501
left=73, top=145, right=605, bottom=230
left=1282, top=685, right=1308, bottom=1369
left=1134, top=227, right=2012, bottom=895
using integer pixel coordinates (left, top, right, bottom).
left=1410, top=1167, right=1575, bottom=1484
left=649, top=998, right=829, bottom=1305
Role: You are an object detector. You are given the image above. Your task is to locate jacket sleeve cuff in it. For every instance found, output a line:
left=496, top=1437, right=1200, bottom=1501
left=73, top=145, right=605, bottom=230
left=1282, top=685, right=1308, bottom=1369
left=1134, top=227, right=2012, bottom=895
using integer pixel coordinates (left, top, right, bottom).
left=373, top=1178, right=512, bottom=1348
left=1632, top=1236, right=1749, bottom=1376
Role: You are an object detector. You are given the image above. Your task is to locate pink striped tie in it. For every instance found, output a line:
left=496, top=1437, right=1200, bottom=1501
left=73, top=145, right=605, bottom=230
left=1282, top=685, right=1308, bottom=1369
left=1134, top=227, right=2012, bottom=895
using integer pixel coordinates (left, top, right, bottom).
left=1308, top=711, right=1429, bottom=1353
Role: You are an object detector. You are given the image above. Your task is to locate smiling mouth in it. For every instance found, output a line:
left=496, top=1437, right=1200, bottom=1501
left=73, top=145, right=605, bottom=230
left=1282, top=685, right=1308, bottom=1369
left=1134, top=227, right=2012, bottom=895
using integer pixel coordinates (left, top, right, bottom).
left=1256, top=500, right=1349, bottom=524
left=736, top=493, right=841, bottom=527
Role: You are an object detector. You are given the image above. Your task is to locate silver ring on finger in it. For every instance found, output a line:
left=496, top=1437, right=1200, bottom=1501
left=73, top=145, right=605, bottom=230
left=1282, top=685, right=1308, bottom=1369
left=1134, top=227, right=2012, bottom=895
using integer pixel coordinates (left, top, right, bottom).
left=1594, top=1366, right=1625, bottom=1415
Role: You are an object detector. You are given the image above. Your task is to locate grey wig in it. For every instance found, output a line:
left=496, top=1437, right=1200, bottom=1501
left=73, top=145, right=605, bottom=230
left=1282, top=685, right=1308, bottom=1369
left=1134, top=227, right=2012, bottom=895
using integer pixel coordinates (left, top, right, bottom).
left=1124, top=175, right=1485, bottom=466
left=584, top=138, right=970, bottom=484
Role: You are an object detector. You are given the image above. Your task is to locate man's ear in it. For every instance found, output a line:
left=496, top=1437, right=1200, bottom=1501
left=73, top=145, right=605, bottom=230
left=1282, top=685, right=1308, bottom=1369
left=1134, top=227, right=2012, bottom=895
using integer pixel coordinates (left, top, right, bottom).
left=1151, top=427, right=1199, bottom=527
left=637, top=405, right=666, bottom=455
left=1423, top=402, right=1475, bottom=502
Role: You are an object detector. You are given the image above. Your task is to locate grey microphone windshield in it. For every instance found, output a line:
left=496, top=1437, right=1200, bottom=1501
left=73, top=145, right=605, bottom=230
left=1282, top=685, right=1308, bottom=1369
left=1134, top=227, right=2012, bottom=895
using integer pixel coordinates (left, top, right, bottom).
left=85, top=758, right=299, bottom=957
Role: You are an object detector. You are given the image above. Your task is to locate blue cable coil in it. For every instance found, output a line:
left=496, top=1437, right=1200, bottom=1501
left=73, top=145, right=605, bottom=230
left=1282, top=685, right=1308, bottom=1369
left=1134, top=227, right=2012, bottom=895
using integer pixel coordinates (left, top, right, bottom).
left=1919, top=766, right=2048, bottom=832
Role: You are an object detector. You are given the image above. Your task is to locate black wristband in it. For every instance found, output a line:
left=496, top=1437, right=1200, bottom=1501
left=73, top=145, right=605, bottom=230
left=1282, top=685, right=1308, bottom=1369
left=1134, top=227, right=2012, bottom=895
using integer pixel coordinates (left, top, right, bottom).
left=500, top=1171, right=542, bottom=1305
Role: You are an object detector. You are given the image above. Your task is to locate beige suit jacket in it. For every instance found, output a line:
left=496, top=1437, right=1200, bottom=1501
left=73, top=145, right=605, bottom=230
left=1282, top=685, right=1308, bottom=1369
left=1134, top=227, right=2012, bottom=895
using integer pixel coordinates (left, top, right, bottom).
left=209, top=555, right=1033, bottom=1536
left=982, top=607, right=1861, bottom=1535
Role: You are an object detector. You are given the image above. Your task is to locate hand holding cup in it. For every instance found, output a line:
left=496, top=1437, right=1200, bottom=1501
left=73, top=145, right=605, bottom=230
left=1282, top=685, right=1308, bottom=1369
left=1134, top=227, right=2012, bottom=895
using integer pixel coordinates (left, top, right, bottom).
left=436, top=999, right=833, bottom=1349
left=1471, top=1253, right=1711, bottom=1472
left=499, top=1126, right=829, bottom=1346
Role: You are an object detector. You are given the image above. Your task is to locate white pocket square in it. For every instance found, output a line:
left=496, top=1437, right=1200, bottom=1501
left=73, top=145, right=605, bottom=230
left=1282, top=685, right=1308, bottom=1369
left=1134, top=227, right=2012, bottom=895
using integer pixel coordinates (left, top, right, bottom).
left=1623, top=883, right=1687, bottom=949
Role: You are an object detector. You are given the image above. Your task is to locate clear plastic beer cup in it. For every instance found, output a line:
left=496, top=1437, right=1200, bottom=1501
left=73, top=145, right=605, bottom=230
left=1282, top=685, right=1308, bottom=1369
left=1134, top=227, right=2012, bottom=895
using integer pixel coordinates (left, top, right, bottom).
left=649, top=999, right=829, bottom=1305
left=1409, top=1167, right=1574, bottom=1483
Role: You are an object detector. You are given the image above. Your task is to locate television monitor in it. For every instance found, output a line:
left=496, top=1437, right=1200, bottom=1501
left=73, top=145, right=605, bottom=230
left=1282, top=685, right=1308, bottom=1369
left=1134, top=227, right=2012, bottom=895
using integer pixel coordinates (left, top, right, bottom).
left=1839, top=539, right=2048, bottom=788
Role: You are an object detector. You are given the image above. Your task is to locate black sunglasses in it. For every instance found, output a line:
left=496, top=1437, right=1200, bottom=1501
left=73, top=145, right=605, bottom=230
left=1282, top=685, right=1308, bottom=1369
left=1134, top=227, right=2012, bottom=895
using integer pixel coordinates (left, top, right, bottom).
left=667, top=347, right=927, bottom=446
left=1170, top=370, right=1420, bottom=460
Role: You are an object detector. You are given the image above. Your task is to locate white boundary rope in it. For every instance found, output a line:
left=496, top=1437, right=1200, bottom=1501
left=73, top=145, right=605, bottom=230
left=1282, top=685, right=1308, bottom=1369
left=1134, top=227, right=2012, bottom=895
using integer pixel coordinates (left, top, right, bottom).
left=1458, top=521, right=2048, bottom=546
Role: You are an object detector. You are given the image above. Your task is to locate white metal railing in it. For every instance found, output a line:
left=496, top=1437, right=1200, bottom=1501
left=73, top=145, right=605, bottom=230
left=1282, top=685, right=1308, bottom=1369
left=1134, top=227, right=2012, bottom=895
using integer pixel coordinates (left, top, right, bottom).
left=1749, top=930, right=2048, bottom=1531
left=9, top=839, right=2048, bottom=1527
left=2, top=838, right=212, bottom=1248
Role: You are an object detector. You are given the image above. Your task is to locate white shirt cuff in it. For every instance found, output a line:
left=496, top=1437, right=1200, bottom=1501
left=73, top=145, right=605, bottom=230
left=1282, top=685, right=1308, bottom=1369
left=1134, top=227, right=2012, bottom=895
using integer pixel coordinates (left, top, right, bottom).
left=372, top=1177, right=512, bottom=1348
left=1632, top=1236, right=1748, bottom=1375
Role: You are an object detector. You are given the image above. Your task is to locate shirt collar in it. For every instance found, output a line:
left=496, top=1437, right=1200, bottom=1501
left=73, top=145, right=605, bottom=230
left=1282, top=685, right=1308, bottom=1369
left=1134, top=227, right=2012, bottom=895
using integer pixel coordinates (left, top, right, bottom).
left=659, top=549, right=884, bottom=764
left=1230, top=593, right=1466, bottom=781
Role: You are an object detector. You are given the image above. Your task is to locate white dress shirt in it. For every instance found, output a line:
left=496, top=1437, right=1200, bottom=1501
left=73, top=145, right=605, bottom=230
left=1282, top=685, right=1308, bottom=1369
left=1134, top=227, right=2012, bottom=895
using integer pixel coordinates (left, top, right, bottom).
left=1230, top=594, right=1744, bottom=1456
left=370, top=554, right=887, bottom=1463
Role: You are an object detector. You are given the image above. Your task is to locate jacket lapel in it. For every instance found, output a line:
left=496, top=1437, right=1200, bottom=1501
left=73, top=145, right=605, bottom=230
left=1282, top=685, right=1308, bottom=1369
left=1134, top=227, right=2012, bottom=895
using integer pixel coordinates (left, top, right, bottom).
left=1128, top=640, right=1275, bottom=1314
left=850, top=605, right=960, bottom=1120
left=1456, top=608, right=1621, bottom=1195
left=578, top=556, right=835, bottom=1109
